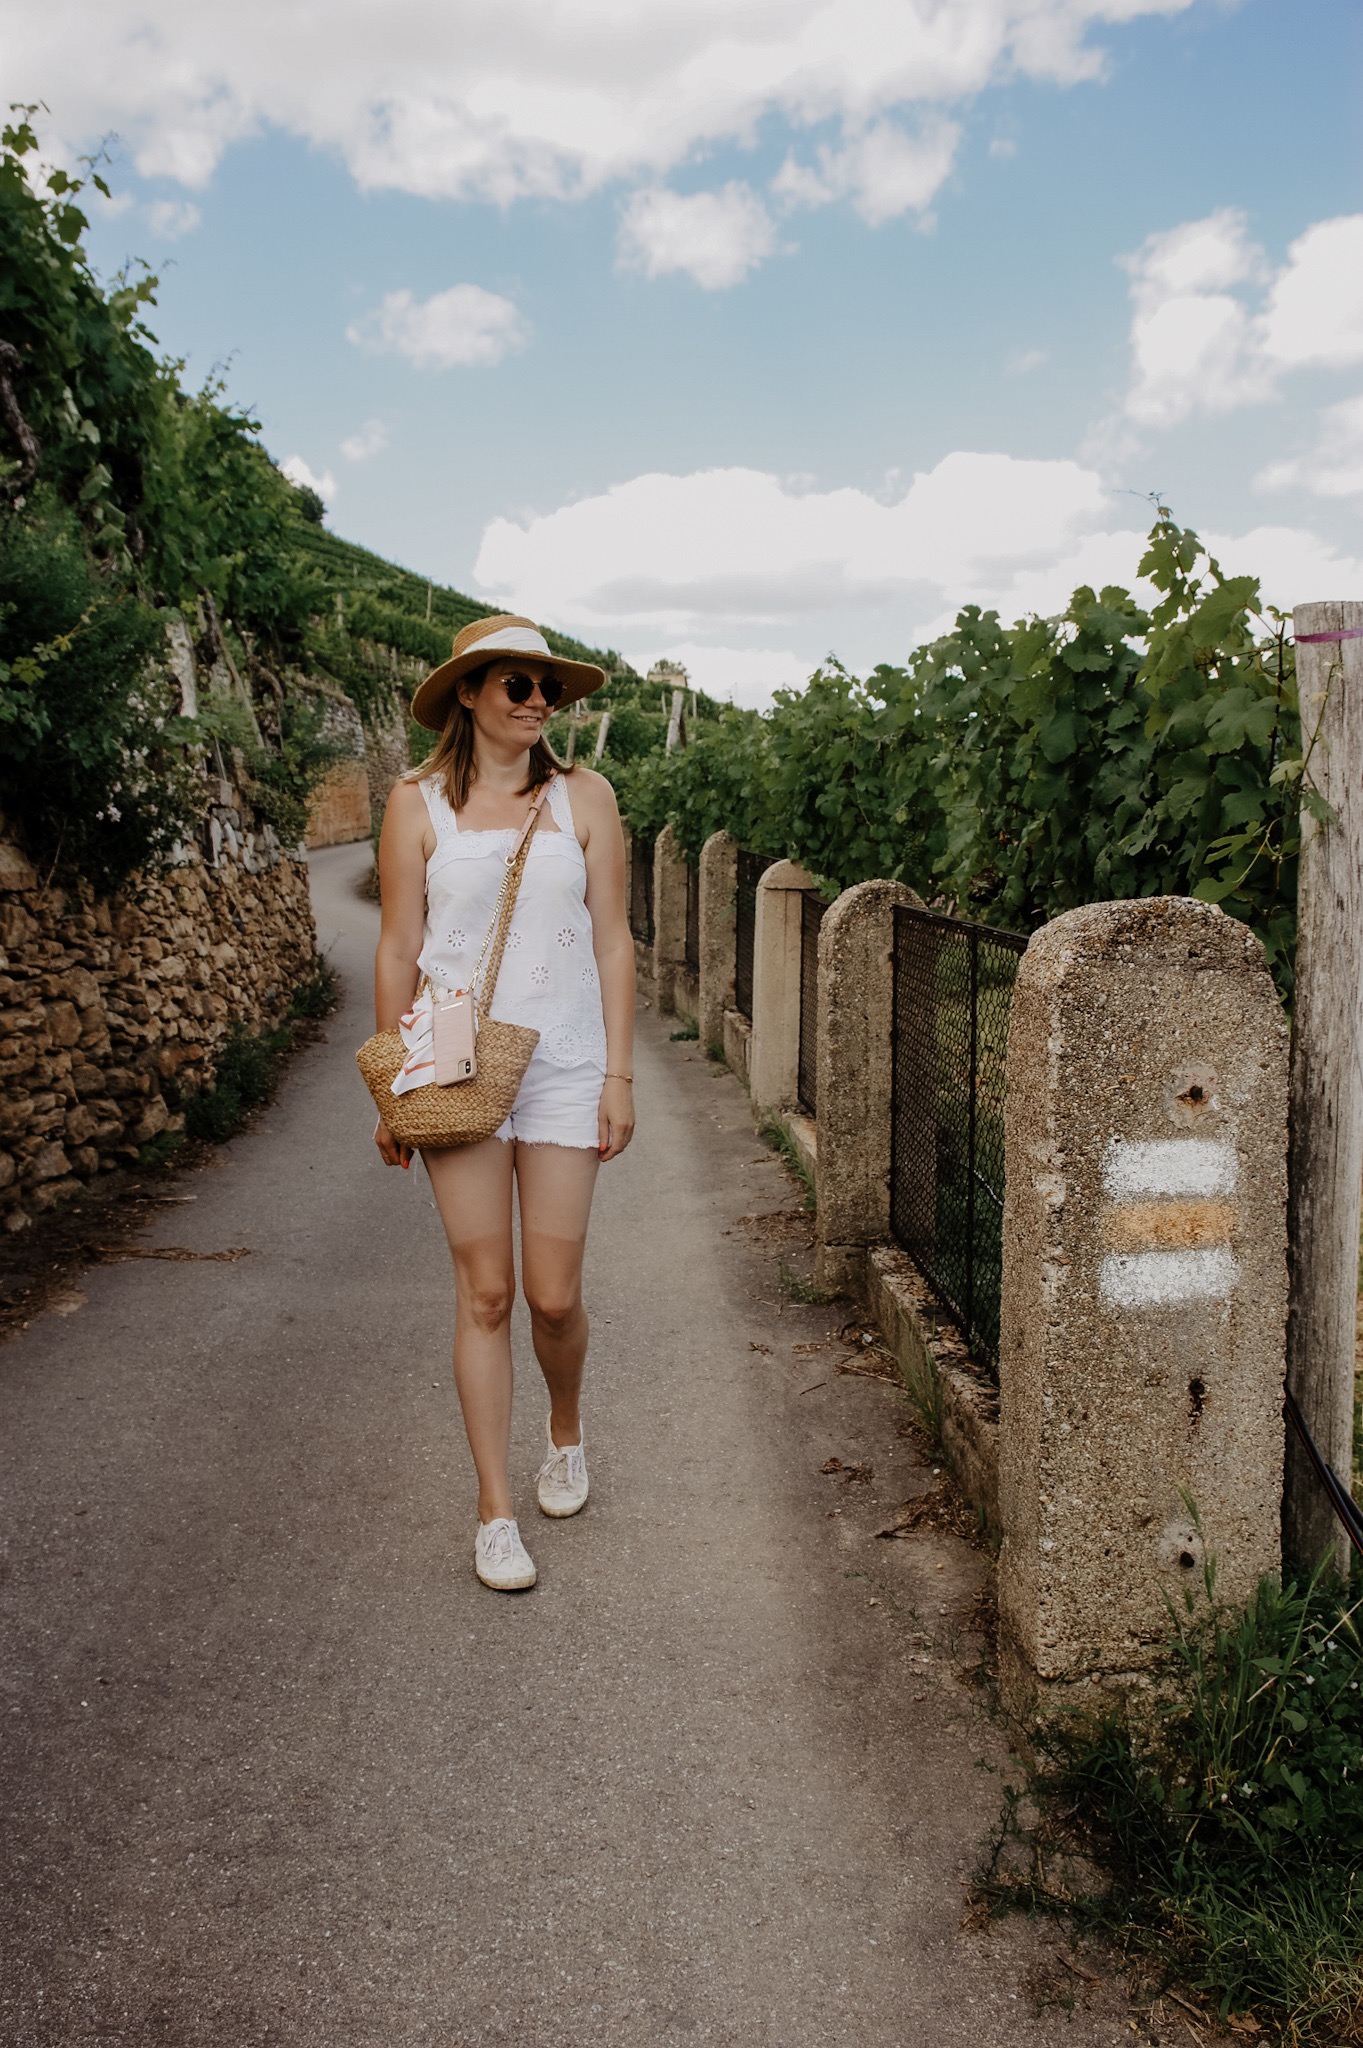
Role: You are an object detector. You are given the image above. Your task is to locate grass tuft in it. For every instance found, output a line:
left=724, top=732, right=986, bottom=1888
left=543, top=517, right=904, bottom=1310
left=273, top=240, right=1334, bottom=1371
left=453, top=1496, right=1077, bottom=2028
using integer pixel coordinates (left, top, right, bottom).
left=756, top=1112, right=816, bottom=1211
left=776, top=1256, right=840, bottom=1306
left=978, top=1561, right=1363, bottom=2043
left=287, top=958, right=339, bottom=1020
left=900, top=1352, right=947, bottom=1461
left=182, top=959, right=337, bottom=1145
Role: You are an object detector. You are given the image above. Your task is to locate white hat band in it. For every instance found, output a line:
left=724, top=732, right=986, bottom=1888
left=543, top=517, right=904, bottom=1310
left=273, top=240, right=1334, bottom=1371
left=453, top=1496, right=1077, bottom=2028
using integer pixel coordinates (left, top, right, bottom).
left=470, top=625, right=552, bottom=659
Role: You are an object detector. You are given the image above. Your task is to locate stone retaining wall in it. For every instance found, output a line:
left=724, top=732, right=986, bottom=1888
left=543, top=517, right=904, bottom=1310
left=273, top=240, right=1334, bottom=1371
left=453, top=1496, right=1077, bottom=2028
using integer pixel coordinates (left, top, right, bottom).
left=0, top=794, right=317, bottom=1234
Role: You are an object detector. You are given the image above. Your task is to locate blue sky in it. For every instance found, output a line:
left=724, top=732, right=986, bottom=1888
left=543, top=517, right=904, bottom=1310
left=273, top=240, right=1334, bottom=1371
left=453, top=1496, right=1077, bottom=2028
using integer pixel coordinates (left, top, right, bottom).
left=16, top=0, right=1363, bottom=699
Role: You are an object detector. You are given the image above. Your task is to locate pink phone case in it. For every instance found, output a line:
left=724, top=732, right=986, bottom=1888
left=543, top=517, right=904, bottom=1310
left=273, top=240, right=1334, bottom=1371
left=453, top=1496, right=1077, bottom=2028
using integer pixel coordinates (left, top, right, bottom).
left=432, top=992, right=477, bottom=1085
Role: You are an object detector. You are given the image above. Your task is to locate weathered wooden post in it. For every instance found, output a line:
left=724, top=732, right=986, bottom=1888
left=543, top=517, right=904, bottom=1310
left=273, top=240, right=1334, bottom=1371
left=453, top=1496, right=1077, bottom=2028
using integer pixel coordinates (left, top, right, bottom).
left=1285, top=602, right=1363, bottom=1574
left=998, top=899, right=1290, bottom=1715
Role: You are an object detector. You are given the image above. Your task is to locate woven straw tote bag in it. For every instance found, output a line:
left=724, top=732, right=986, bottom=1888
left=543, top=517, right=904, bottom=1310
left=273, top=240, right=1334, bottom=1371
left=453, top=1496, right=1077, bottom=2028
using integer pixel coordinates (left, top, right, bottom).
left=356, top=778, right=554, bottom=1149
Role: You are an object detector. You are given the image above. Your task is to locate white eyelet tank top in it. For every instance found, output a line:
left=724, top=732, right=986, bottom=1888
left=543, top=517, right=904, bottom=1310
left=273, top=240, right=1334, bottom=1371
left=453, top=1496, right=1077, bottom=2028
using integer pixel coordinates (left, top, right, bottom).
left=416, top=771, right=607, bottom=1070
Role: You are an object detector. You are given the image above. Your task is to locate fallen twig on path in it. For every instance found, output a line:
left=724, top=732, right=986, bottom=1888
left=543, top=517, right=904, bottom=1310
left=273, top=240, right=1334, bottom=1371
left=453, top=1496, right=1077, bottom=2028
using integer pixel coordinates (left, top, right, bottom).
left=98, top=1245, right=252, bottom=1263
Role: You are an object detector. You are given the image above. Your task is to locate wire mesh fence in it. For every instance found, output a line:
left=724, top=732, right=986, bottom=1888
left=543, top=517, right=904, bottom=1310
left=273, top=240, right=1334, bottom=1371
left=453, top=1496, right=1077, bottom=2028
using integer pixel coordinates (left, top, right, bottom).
left=798, top=891, right=828, bottom=1114
left=629, top=835, right=655, bottom=947
left=889, top=905, right=1028, bottom=1376
left=734, top=849, right=776, bottom=1019
left=684, top=859, right=700, bottom=975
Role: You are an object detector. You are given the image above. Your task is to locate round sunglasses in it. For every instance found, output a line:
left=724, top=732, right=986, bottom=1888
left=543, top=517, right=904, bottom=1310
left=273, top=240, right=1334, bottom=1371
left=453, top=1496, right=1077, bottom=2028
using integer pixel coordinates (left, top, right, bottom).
left=498, top=670, right=564, bottom=708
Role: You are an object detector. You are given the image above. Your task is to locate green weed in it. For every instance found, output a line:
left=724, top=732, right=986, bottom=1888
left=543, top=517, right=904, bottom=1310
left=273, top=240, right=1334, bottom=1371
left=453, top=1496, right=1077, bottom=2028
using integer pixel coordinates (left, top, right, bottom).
left=183, top=1021, right=291, bottom=1143
left=900, top=1352, right=947, bottom=1461
left=980, top=1566, right=1363, bottom=2043
left=287, top=958, right=339, bottom=1020
left=669, top=1017, right=699, bottom=1041
left=756, top=1113, right=816, bottom=1211
left=135, top=1128, right=186, bottom=1172
left=776, top=1257, right=839, bottom=1306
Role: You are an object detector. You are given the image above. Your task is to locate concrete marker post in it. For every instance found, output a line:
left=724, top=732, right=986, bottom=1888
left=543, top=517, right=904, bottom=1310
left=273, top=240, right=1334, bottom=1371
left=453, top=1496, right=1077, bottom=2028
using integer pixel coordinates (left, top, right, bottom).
left=651, top=823, right=689, bottom=1020
left=814, top=879, right=921, bottom=1296
left=997, top=897, right=1289, bottom=1717
left=748, top=859, right=815, bottom=1118
left=698, top=831, right=739, bottom=1059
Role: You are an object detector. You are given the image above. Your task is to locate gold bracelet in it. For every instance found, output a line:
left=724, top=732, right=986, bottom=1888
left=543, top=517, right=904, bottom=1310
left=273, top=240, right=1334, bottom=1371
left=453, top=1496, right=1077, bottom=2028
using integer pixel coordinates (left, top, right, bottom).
left=605, top=1070, right=633, bottom=1083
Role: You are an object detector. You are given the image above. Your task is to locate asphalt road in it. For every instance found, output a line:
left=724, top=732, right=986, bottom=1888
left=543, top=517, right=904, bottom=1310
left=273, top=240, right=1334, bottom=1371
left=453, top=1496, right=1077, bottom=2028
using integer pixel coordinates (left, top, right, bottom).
left=1, top=842, right=1138, bottom=2048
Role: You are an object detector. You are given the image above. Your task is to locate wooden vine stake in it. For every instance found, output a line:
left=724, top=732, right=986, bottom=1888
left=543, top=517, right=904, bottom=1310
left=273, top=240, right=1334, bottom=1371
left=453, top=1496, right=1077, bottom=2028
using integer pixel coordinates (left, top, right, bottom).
left=1285, top=600, right=1363, bottom=1573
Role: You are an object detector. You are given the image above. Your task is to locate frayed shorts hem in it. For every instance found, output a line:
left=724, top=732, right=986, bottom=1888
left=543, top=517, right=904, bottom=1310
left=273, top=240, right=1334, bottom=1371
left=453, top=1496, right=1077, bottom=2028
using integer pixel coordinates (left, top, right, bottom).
left=492, top=1057, right=604, bottom=1151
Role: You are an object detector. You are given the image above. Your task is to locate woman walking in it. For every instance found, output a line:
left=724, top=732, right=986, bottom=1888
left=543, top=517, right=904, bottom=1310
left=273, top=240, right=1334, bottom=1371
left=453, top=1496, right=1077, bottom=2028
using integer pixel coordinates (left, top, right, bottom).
left=372, top=614, right=635, bottom=1591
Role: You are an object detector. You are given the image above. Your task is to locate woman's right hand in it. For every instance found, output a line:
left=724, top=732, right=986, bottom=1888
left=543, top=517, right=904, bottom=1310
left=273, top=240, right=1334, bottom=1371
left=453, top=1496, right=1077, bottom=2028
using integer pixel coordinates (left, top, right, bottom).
left=374, top=1118, right=414, bottom=1170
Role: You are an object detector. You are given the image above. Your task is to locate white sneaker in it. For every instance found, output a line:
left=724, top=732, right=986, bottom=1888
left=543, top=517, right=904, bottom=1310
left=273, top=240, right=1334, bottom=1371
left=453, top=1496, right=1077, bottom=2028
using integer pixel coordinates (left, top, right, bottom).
left=474, top=1517, right=537, bottom=1591
left=537, top=1419, right=589, bottom=1518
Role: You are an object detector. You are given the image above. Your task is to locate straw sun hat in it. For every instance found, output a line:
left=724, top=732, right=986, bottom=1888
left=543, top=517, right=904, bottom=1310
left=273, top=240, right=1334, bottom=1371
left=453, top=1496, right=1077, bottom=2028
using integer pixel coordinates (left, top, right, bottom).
left=411, top=614, right=607, bottom=732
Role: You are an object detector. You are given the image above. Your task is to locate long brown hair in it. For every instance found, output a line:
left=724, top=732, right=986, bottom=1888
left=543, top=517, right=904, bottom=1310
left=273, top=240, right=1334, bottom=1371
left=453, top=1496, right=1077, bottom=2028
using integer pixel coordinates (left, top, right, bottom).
left=408, top=661, right=565, bottom=813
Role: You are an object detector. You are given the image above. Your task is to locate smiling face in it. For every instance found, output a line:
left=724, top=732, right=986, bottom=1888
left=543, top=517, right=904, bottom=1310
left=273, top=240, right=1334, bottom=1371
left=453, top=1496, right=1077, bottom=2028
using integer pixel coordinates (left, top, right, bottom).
left=458, top=656, right=556, bottom=754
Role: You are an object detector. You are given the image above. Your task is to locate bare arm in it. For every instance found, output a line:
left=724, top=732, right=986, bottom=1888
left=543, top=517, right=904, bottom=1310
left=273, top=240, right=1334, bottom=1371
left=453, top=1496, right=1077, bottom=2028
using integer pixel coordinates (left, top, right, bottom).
left=574, top=769, right=636, bottom=1161
left=372, top=779, right=432, bottom=1166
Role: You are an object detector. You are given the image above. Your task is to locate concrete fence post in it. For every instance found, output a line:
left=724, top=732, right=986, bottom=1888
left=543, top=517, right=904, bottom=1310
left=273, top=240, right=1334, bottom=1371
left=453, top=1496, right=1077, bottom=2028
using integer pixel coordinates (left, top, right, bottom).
left=651, top=823, right=690, bottom=1019
left=814, top=879, right=922, bottom=1295
left=997, top=898, right=1289, bottom=1718
left=748, top=859, right=815, bottom=1116
left=698, top=831, right=739, bottom=1058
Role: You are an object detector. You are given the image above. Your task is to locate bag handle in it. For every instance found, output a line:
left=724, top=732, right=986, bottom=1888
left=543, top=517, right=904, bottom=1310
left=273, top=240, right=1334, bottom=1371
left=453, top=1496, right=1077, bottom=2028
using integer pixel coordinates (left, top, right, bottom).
left=468, top=773, right=557, bottom=1013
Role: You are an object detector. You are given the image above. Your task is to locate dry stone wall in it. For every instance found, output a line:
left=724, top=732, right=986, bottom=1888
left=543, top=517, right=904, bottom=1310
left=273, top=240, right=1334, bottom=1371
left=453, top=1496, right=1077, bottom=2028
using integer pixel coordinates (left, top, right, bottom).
left=303, top=684, right=372, bottom=849
left=302, top=675, right=412, bottom=850
left=0, top=790, right=316, bottom=1234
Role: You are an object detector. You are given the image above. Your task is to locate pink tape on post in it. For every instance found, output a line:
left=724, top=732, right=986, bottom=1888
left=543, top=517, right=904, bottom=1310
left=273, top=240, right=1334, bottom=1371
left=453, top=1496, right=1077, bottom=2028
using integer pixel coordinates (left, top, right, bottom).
left=1295, top=626, right=1363, bottom=644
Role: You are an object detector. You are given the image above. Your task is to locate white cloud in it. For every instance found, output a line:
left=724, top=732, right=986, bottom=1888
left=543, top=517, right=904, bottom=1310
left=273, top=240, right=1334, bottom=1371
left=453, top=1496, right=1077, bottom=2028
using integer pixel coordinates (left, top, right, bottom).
left=281, top=455, right=336, bottom=502
left=1259, top=216, right=1363, bottom=370
left=1117, top=210, right=1363, bottom=432
left=475, top=456, right=1363, bottom=685
left=346, top=286, right=528, bottom=369
left=474, top=453, right=1115, bottom=638
left=1120, top=209, right=1272, bottom=428
left=146, top=197, right=201, bottom=238
left=1007, top=347, right=1048, bottom=375
left=340, top=417, right=389, bottom=462
left=1257, top=393, right=1363, bottom=501
left=772, top=117, right=960, bottom=226
left=617, top=184, right=777, bottom=290
left=12, top=1, right=1194, bottom=217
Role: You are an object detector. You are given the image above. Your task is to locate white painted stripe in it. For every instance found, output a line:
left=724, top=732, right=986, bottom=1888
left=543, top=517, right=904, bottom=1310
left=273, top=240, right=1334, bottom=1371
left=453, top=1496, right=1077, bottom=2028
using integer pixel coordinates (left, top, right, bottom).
left=470, top=625, right=552, bottom=658
left=1099, top=1248, right=1240, bottom=1308
left=1102, top=1137, right=1238, bottom=1199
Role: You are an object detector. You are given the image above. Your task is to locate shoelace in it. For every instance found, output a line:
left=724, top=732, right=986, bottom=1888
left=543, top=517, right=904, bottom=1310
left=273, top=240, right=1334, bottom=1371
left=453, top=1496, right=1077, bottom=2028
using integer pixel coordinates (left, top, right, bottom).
left=482, top=1519, right=516, bottom=1562
left=543, top=1442, right=583, bottom=1482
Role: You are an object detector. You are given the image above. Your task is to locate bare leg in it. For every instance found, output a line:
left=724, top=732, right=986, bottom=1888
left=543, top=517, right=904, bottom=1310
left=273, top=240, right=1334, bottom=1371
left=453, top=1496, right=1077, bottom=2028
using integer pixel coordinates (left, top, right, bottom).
left=422, top=1137, right=517, bottom=1523
left=516, top=1143, right=599, bottom=1448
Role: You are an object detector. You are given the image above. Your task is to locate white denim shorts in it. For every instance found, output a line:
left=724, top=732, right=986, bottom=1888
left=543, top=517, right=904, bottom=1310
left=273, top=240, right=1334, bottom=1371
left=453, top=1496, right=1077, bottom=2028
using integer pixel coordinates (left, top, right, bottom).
left=495, top=1055, right=605, bottom=1150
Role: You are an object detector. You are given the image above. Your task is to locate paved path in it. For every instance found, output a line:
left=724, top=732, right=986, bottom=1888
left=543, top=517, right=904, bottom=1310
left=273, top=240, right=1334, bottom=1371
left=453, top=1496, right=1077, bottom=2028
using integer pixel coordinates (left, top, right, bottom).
left=1, top=844, right=1135, bottom=2048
